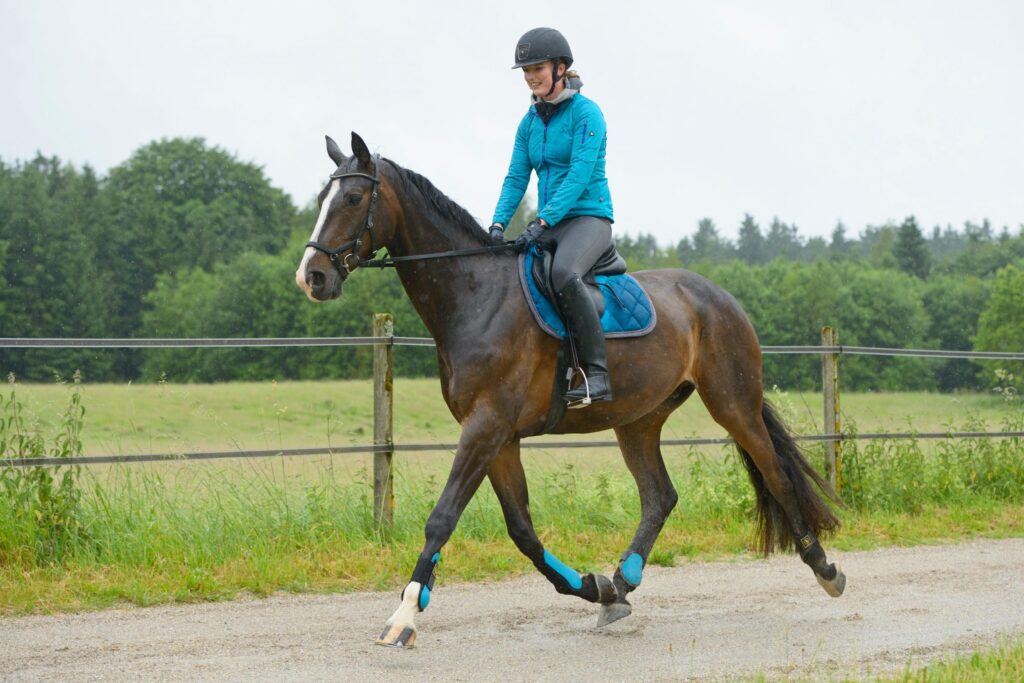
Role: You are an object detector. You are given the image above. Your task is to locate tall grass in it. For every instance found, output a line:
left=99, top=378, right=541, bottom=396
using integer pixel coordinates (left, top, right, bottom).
left=1, top=379, right=1022, bottom=614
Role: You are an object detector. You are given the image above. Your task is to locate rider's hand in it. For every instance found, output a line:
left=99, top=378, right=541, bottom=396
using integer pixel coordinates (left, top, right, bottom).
left=514, top=219, right=546, bottom=254
left=488, top=223, right=505, bottom=242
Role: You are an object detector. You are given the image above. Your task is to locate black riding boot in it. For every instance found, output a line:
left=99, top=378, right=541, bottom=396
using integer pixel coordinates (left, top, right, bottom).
left=556, top=276, right=613, bottom=408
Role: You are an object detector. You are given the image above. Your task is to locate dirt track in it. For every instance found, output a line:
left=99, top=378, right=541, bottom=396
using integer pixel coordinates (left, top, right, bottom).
left=3, top=539, right=1024, bottom=681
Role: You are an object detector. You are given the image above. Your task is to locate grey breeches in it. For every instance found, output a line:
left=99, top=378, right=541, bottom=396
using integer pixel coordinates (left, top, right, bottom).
left=539, top=216, right=613, bottom=293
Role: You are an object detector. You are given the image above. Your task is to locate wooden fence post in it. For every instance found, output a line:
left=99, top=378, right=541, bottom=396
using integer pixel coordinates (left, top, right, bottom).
left=821, top=326, right=841, bottom=493
left=373, top=313, right=395, bottom=528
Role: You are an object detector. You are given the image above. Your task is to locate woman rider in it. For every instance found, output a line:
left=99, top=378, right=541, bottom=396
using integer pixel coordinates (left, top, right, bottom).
left=489, top=27, right=615, bottom=407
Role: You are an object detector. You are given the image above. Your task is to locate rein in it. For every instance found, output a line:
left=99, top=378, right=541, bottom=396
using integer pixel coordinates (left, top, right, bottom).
left=306, top=153, right=515, bottom=273
left=360, top=244, right=514, bottom=269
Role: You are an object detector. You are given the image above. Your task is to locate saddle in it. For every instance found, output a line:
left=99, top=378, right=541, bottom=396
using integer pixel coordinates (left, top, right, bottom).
left=530, top=242, right=628, bottom=318
left=518, top=242, right=655, bottom=435
left=518, top=244, right=656, bottom=341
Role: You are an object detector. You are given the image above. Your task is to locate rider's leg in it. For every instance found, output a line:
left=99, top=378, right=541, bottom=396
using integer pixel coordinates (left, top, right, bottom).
left=548, top=216, right=614, bottom=406
left=556, top=277, right=612, bottom=405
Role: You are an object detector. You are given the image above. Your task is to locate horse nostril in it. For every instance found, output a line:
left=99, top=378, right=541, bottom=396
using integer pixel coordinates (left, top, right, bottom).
left=308, top=269, right=326, bottom=290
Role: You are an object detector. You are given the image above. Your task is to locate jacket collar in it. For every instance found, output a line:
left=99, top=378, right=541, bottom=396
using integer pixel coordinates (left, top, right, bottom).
left=532, top=76, right=582, bottom=123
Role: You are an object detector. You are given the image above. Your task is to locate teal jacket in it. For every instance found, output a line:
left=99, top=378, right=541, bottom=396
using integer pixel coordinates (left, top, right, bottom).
left=492, top=92, right=614, bottom=228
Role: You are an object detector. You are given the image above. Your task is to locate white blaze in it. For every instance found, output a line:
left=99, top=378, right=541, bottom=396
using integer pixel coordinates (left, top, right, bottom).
left=295, top=179, right=342, bottom=296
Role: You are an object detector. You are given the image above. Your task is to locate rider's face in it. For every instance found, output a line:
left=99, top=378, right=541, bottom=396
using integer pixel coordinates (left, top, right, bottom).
left=522, top=61, right=565, bottom=100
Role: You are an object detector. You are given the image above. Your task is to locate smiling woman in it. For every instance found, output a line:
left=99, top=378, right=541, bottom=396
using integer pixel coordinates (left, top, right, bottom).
left=491, top=27, right=618, bottom=406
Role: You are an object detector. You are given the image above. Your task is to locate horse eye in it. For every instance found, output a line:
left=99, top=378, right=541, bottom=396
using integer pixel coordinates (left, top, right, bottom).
left=345, top=193, right=363, bottom=206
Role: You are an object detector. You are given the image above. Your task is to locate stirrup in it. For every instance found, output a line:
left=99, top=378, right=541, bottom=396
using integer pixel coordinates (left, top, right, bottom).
left=565, top=367, right=611, bottom=409
left=566, top=367, right=592, bottom=409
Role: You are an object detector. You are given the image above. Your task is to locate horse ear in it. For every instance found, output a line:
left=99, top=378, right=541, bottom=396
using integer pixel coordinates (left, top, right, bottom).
left=351, top=131, right=373, bottom=167
left=325, top=135, right=347, bottom=167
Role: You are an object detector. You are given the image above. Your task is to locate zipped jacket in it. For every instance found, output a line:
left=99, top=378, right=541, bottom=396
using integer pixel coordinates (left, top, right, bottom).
left=492, top=92, right=614, bottom=228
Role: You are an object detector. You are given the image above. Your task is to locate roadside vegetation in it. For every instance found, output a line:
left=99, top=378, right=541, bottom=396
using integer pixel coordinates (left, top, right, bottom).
left=883, top=636, right=1024, bottom=682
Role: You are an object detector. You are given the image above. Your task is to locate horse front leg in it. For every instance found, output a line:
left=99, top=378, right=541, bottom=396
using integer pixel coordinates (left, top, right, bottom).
left=376, top=413, right=511, bottom=648
left=488, top=441, right=617, bottom=606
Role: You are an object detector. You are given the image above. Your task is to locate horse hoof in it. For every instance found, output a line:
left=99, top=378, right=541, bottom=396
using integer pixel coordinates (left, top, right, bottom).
left=816, top=563, right=846, bottom=597
left=597, top=601, right=632, bottom=627
left=375, top=622, right=417, bottom=648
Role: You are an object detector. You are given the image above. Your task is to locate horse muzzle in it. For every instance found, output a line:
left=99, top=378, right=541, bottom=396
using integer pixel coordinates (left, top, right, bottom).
left=296, top=263, right=346, bottom=301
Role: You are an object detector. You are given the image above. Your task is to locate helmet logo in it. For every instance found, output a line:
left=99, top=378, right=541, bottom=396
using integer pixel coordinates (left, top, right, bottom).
left=517, top=43, right=531, bottom=61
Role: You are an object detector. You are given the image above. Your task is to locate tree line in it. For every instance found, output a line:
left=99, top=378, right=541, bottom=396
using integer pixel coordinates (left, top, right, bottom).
left=1, top=139, right=1022, bottom=391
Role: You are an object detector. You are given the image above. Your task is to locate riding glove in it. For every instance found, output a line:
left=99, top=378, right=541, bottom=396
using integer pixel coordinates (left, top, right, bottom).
left=488, top=223, right=505, bottom=242
left=514, top=220, right=546, bottom=254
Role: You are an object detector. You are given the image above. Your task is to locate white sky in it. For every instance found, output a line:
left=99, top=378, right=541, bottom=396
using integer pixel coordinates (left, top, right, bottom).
left=2, top=1, right=1022, bottom=245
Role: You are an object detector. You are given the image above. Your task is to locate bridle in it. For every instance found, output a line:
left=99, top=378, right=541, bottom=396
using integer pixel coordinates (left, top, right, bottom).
left=305, top=153, right=383, bottom=276
left=305, top=154, right=514, bottom=275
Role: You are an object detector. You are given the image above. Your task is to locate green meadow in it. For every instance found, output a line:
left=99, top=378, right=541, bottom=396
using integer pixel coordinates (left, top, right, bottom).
left=6, top=378, right=1015, bottom=456
left=2, top=377, right=1022, bottom=619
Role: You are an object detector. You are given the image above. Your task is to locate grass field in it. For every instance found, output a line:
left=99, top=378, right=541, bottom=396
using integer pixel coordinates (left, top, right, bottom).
left=7, top=377, right=1015, bottom=456
left=2, top=377, right=1023, bottom=624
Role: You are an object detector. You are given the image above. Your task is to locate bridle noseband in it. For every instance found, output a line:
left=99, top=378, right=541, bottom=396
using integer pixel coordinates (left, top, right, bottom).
left=305, top=153, right=382, bottom=276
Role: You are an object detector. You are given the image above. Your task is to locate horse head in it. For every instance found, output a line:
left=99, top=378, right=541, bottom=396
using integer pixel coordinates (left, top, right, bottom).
left=295, top=132, right=399, bottom=301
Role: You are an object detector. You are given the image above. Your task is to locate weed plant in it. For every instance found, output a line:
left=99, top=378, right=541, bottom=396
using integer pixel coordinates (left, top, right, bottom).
left=0, top=373, right=85, bottom=566
left=1, top=378, right=1022, bottom=614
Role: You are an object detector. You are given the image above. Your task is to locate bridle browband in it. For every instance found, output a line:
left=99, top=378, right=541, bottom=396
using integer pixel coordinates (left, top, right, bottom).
left=305, top=154, right=513, bottom=274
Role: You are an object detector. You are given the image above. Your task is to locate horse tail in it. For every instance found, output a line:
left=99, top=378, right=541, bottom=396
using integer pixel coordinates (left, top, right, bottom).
left=736, top=400, right=841, bottom=555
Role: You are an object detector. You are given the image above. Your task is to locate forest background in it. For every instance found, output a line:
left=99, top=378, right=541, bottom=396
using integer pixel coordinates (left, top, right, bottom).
left=2, top=138, right=1023, bottom=392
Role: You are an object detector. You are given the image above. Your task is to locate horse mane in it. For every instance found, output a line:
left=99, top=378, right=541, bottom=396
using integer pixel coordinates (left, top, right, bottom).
left=386, top=159, right=494, bottom=248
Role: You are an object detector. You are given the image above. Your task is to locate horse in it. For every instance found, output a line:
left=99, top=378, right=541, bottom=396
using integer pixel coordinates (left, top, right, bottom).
left=295, top=132, right=845, bottom=648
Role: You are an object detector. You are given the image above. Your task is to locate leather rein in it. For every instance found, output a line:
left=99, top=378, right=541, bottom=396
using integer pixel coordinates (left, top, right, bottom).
left=305, top=154, right=513, bottom=275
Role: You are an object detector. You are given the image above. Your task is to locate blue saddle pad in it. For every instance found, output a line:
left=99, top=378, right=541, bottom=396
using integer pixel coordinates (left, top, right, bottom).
left=518, top=247, right=657, bottom=340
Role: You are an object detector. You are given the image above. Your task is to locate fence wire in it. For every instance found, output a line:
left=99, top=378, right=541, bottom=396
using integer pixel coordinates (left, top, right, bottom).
left=4, top=431, right=1023, bottom=468
left=3, top=337, right=1024, bottom=359
left=2, top=335, right=1022, bottom=467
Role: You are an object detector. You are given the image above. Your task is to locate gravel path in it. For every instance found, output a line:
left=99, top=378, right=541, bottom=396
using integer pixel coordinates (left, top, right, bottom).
left=3, top=539, right=1024, bottom=681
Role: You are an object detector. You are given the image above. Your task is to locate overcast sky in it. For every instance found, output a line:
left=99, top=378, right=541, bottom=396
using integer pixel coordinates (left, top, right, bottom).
left=2, top=1, right=1022, bottom=245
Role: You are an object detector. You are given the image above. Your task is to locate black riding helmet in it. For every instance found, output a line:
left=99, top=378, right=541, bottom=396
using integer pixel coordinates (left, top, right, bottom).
left=512, top=27, right=573, bottom=97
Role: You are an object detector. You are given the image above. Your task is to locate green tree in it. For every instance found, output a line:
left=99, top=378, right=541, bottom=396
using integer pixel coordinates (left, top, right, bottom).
left=894, top=215, right=931, bottom=278
left=0, top=156, right=113, bottom=381
left=973, top=261, right=1024, bottom=392
left=764, top=217, right=801, bottom=261
left=736, top=214, right=765, bottom=264
left=829, top=221, right=850, bottom=260
left=102, top=138, right=295, bottom=376
left=691, top=218, right=734, bottom=264
left=141, top=248, right=435, bottom=382
left=923, top=275, right=990, bottom=390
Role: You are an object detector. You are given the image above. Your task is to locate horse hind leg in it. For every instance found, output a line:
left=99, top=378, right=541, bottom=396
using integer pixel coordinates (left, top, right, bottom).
left=697, top=382, right=845, bottom=597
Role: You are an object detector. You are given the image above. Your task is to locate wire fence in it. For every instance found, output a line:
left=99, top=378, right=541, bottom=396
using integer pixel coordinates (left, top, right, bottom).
left=3, top=336, right=1024, bottom=359
left=2, top=333, right=1023, bottom=471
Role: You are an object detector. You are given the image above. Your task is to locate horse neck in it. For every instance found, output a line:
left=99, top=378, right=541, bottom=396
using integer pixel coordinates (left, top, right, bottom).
left=387, top=185, right=516, bottom=348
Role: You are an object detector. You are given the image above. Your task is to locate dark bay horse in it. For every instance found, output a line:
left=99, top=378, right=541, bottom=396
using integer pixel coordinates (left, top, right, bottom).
left=296, top=133, right=845, bottom=648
